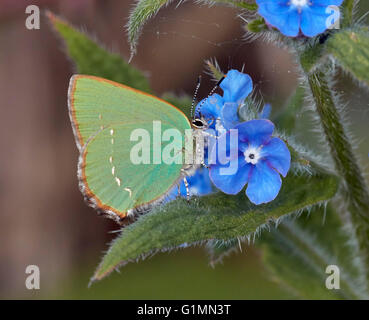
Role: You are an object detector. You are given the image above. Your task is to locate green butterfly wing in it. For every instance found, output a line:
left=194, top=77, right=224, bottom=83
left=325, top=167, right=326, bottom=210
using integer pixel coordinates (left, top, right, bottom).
left=68, top=75, right=191, bottom=223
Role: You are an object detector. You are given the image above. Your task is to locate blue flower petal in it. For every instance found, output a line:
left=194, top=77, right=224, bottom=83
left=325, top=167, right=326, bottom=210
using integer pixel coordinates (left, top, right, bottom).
left=300, top=6, right=331, bottom=37
left=220, top=69, right=253, bottom=104
left=272, top=9, right=301, bottom=37
left=246, top=160, right=282, bottom=205
left=221, top=102, right=240, bottom=130
left=257, top=0, right=343, bottom=38
left=235, top=119, right=274, bottom=147
left=208, top=130, right=239, bottom=166
left=260, top=137, right=291, bottom=177
left=210, top=157, right=252, bottom=195
left=256, top=0, right=300, bottom=37
left=313, top=0, right=343, bottom=5
left=187, top=167, right=213, bottom=196
left=256, top=0, right=291, bottom=17
left=195, top=93, right=224, bottom=127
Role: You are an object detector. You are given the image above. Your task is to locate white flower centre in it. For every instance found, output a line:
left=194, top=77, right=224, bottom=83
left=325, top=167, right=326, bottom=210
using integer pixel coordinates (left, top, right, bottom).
left=290, top=0, right=308, bottom=8
left=244, top=146, right=262, bottom=165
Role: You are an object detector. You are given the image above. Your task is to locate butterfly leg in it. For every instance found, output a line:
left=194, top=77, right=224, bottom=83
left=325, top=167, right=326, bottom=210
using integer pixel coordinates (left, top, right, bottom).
left=183, top=176, right=190, bottom=202
left=200, top=160, right=209, bottom=169
left=203, top=131, right=219, bottom=139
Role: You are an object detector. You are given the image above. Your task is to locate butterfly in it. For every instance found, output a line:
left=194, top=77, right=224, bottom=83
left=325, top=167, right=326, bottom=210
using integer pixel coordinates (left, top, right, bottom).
left=68, top=75, right=219, bottom=224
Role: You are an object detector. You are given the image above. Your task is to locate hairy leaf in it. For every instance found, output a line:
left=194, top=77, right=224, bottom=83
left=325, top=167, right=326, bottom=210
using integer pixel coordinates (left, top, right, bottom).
left=326, top=27, right=369, bottom=86
left=205, top=59, right=225, bottom=81
left=247, top=18, right=268, bottom=33
left=260, top=205, right=369, bottom=299
left=92, top=170, right=339, bottom=281
left=47, top=11, right=151, bottom=92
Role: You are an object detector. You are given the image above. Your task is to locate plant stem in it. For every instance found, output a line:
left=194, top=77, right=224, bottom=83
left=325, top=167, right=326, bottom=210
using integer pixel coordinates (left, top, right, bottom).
left=342, top=0, right=355, bottom=28
left=307, top=70, right=369, bottom=283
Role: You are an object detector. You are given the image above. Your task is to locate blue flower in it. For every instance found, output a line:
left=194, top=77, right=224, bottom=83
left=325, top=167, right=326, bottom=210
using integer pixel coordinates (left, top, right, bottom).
left=256, top=0, right=343, bottom=37
left=195, top=69, right=253, bottom=134
left=209, top=119, right=291, bottom=205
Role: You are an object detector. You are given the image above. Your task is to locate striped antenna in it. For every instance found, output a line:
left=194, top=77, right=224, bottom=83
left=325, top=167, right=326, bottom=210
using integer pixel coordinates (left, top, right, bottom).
left=195, top=76, right=225, bottom=118
left=190, top=76, right=202, bottom=119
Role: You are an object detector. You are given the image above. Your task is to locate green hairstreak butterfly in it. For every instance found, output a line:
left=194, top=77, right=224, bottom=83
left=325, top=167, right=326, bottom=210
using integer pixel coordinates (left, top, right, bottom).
left=68, top=75, right=210, bottom=224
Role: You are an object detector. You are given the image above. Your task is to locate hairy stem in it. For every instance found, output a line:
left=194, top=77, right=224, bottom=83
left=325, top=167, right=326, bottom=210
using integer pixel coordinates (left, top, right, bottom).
left=307, top=70, right=369, bottom=283
left=342, top=0, right=355, bottom=28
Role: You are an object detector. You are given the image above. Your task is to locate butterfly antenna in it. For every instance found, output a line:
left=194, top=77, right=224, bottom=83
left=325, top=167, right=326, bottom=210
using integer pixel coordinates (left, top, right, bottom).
left=195, top=76, right=226, bottom=117
left=190, top=76, right=202, bottom=119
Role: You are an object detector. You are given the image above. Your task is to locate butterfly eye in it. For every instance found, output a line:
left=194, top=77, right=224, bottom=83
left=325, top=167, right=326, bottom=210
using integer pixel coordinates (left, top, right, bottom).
left=192, top=119, right=206, bottom=129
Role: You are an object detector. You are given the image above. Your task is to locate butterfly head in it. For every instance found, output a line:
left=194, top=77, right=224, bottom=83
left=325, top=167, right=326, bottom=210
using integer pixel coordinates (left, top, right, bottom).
left=191, top=117, right=208, bottom=130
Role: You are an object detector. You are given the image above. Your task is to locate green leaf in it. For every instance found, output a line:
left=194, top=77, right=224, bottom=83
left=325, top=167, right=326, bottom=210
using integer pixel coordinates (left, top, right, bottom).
left=92, top=169, right=339, bottom=281
left=274, top=86, right=305, bottom=134
left=127, top=0, right=174, bottom=57
left=326, top=27, right=369, bottom=86
left=260, top=205, right=369, bottom=299
left=247, top=18, right=268, bottom=33
left=205, top=59, right=225, bottom=81
left=47, top=11, right=151, bottom=92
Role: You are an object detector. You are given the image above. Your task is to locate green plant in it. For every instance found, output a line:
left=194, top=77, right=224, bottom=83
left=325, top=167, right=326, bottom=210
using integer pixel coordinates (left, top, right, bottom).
left=48, top=0, right=369, bottom=299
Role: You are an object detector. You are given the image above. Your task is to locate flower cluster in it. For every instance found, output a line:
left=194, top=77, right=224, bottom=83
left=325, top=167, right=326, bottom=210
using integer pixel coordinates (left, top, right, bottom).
left=173, top=69, right=291, bottom=205
left=209, top=119, right=291, bottom=205
left=195, top=69, right=253, bottom=134
left=256, top=0, right=344, bottom=37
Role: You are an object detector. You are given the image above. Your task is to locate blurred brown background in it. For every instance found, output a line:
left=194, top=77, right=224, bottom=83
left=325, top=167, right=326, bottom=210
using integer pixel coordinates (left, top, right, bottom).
left=0, top=0, right=368, bottom=299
